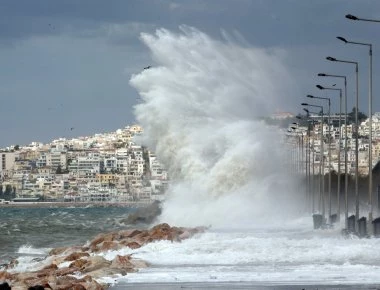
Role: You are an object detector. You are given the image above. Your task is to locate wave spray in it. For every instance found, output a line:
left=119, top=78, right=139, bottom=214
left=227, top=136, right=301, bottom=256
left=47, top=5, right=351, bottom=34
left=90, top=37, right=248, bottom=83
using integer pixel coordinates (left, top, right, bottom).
left=130, top=26, right=302, bottom=227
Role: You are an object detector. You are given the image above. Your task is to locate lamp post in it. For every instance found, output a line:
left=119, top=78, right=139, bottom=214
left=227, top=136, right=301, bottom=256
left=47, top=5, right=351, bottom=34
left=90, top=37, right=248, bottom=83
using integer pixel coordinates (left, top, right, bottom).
left=291, top=125, right=303, bottom=174
left=307, top=94, right=332, bottom=223
left=346, top=14, right=380, bottom=23
left=326, top=56, right=359, bottom=231
left=292, top=122, right=304, bottom=176
left=337, top=36, right=374, bottom=225
left=318, top=73, right=347, bottom=227
left=316, top=85, right=343, bottom=223
left=302, top=103, right=325, bottom=222
left=296, top=116, right=312, bottom=212
left=304, top=109, right=317, bottom=213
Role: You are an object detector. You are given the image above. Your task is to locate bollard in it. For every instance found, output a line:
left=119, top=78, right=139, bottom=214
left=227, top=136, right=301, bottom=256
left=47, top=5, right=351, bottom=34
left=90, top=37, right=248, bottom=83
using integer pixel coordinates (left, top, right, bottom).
left=372, top=217, right=380, bottom=237
left=347, top=215, right=356, bottom=233
left=313, top=214, right=323, bottom=229
left=358, top=217, right=367, bottom=238
left=330, top=214, right=338, bottom=224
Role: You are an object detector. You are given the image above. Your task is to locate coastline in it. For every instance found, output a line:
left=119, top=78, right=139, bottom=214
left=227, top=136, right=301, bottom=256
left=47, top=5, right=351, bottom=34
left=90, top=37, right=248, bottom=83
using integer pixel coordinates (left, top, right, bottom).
left=0, top=201, right=152, bottom=208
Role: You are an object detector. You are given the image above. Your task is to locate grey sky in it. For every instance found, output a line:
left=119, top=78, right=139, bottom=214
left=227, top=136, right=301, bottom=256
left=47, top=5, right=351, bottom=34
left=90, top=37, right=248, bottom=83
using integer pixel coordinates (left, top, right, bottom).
left=1, top=0, right=380, bottom=147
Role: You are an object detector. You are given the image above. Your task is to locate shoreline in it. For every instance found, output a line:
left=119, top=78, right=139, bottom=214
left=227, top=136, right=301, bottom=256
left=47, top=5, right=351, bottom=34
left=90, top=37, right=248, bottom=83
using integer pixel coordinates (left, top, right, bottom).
left=110, top=282, right=380, bottom=290
left=0, top=201, right=152, bottom=208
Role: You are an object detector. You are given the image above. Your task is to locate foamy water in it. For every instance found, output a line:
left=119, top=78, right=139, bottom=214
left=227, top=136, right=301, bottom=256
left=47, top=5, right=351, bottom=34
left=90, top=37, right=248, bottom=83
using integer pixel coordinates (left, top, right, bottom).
left=130, top=26, right=300, bottom=228
left=107, top=218, right=380, bottom=286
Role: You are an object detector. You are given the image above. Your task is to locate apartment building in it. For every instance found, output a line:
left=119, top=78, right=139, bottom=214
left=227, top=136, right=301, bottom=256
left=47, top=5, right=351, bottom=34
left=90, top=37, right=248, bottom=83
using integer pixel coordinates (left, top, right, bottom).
left=0, top=152, right=16, bottom=178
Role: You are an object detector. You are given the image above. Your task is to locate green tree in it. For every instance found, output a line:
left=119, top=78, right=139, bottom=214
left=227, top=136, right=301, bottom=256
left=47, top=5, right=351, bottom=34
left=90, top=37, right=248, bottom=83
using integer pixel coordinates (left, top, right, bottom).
left=56, top=165, right=63, bottom=174
left=348, top=107, right=368, bottom=124
left=14, top=145, right=20, bottom=150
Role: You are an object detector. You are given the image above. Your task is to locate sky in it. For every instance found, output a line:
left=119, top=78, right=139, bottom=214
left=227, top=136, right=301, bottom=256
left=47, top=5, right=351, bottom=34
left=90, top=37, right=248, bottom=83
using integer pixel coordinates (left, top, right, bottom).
left=1, top=0, right=380, bottom=147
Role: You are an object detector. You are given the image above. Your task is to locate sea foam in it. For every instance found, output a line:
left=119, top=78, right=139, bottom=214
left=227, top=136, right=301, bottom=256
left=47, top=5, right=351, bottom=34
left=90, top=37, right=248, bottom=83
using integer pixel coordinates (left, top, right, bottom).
left=130, top=26, right=300, bottom=227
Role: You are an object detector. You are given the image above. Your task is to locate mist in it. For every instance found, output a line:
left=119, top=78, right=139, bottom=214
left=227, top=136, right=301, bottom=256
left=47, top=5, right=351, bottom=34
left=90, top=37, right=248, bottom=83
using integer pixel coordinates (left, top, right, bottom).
left=130, top=26, right=303, bottom=227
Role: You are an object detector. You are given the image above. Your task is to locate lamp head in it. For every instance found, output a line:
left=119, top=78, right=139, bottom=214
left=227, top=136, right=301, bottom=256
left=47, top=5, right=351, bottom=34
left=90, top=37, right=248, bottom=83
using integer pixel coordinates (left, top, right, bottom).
left=318, top=73, right=326, bottom=76
left=326, top=56, right=337, bottom=62
left=345, top=14, right=358, bottom=20
left=316, top=85, right=324, bottom=90
left=301, top=103, right=308, bottom=106
left=337, top=36, right=348, bottom=43
left=306, top=94, right=314, bottom=98
left=303, top=108, right=309, bottom=113
left=290, top=126, right=297, bottom=130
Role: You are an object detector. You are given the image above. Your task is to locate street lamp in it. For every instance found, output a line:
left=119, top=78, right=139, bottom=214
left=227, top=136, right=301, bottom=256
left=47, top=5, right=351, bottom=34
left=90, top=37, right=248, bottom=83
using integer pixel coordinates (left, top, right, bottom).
left=291, top=123, right=303, bottom=174
left=307, top=94, right=332, bottom=224
left=326, top=56, right=360, bottom=231
left=346, top=14, right=380, bottom=23
left=297, top=115, right=315, bottom=214
left=318, top=73, right=348, bottom=227
left=302, top=103, right=325, bottom=223
left=316, top=85, right=343, bottom=223
left=337, top=36, right=374, bottom=225
left=303, top=109, right=319, bottom=214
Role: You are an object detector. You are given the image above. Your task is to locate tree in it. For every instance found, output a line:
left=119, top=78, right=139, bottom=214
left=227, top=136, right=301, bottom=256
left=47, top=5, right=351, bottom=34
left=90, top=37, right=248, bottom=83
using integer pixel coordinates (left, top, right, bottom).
left=14, top=145, right=20, bottom=150
left=348, top=107, right=368, bottom=124
left=4, top=185, right=13, bottom=201
left=56, top=165, right=63, bottom=174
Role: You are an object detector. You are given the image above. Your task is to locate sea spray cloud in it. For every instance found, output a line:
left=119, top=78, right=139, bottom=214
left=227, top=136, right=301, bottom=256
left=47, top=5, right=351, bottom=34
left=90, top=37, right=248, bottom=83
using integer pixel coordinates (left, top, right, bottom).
left=130, top=26, right=300, bottom=227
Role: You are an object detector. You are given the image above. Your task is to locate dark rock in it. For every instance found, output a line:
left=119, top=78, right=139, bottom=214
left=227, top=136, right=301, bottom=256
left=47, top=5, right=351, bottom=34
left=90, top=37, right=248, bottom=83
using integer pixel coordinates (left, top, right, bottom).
left=28, top=286, right=45, bottom=290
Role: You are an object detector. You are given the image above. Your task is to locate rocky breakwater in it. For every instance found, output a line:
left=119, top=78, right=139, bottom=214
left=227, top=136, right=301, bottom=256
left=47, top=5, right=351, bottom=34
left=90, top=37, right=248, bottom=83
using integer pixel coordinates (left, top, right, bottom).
left=0, top=223, right=206, bottom=290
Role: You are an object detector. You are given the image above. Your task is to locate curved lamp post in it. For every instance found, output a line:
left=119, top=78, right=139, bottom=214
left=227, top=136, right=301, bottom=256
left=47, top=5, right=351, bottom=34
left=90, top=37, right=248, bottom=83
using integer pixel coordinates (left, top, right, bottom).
left=326, top=56, right=360, bottom=231
left=307, top=94, right=332, bottom=224
left=346, top=14, right=380, bottom=23
left=298, top=114, right=316, bottom=214
left=291, top=125, right=303, bottom=174
left=303, top=109, right=319, bottom=214
left=296, top=116, right=312, bottom=212
left=337, top=36, right=374, bottom=225
left=318, top=73, right=347, bottom=226
left=302, top=103, right=325, bottom=222
left=316, top=85, right=343, bottom=223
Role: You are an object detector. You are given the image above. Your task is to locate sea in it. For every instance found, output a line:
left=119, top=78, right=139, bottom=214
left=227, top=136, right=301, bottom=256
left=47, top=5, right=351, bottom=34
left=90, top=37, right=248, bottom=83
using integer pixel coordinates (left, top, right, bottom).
left=108, top=217, right=380, bottom=289
left=0, top=205, right=137, bottom=266
left=2, top=206, right=380, bottom=289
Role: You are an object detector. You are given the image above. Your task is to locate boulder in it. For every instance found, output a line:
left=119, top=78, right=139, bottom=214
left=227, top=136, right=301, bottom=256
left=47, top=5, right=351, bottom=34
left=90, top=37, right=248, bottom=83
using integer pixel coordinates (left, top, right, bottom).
left=123, top=241, right=141, bottom=249
left=80, top=256, right=111, bottom=274
left=69, top=259, right=87, bottom=269
left=0, top=271, right=12, bottom=281
left=64, top=252, right=90, bottom=261
left=94, top=241, right=120, bottom=252
left=110, top=255, right=134, bottom=271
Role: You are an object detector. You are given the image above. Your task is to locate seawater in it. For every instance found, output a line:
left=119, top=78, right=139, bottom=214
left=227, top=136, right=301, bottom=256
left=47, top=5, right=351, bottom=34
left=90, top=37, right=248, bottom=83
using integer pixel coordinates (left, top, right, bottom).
left=108, top=217, right=380, bottom=287
left=0, top=206, right=135, bottom=265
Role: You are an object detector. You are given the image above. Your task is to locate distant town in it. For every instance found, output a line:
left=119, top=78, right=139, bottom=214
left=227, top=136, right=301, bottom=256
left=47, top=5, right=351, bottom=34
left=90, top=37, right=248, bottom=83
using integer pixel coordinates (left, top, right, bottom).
left=0, top=125, right=168, bottom=203
left=279, top=109, right=380, bottom=176
left=1, top=109, right=379, bottom=204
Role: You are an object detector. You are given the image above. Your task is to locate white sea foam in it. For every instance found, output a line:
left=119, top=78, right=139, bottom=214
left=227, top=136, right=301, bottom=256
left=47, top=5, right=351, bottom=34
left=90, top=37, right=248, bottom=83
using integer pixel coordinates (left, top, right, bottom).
left=130, top=26, right=300, bottom=228
left=8, top=245, right=52, bottom=273
left=114, top=221, right=380, bottom=285
left=17, top=244, right=49, bottom=255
